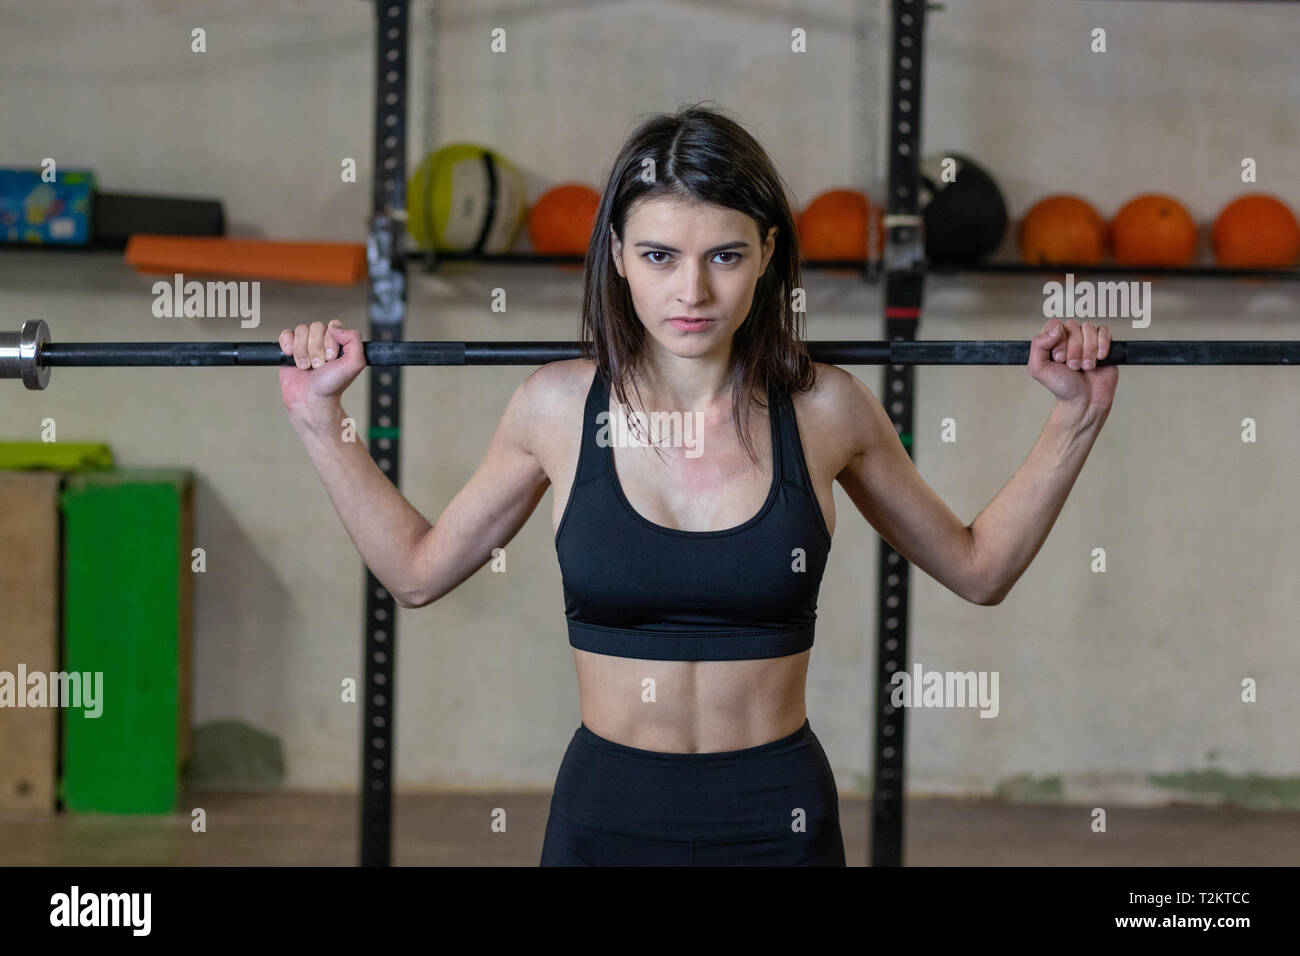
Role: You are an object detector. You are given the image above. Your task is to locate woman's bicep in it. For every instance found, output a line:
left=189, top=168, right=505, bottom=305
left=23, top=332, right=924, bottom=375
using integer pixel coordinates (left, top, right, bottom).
left=835, top=376, right=986, bottom=604
left=404, top=374, right=552, bottom=607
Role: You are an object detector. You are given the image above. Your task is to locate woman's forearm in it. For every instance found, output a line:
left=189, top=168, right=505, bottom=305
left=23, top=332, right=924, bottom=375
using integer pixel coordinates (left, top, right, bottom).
left=289, top=399, right=432, bottom=605
left=968, top=401, right=1109, bottom=604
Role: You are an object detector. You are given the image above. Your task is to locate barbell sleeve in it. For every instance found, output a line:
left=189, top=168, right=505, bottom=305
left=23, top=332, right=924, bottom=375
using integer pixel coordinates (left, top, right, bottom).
left=0, top=320, right=1296, bottom=390
left=0, top=319, right=52, bottom=389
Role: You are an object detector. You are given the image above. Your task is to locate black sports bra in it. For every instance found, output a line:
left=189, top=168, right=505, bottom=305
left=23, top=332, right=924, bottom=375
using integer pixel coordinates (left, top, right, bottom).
left=554, top=366, right=832, bottom=661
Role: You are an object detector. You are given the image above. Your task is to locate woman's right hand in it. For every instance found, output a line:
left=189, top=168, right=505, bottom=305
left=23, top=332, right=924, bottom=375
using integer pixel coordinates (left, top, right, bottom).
left=277, top=320, right=367, bottom=417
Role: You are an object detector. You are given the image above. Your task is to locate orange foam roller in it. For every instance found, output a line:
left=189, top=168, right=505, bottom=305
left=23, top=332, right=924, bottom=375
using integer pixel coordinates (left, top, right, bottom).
left=125, top=235, right=367, bottom=285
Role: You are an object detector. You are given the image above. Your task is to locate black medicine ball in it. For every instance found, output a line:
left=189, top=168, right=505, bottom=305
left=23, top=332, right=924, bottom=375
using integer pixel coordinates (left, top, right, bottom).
left=919, top=153, right=1008, bottom=264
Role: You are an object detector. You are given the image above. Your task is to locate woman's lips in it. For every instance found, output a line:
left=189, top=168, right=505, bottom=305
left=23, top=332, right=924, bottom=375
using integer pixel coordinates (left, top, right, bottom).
left=668, top=318, right=714, bottom=332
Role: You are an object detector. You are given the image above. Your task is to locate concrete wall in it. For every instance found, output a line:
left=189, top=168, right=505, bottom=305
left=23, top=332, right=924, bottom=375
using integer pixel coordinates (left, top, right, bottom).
left=1, top=0, right=1296, bottom=806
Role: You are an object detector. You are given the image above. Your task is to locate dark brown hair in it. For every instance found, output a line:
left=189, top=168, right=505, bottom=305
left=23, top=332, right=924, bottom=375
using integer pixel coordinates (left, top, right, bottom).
left=578, top=101, right=816, bottom=467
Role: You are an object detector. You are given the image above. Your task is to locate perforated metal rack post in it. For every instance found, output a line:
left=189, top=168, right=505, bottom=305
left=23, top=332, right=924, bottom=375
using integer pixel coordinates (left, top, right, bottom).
left=873, top=0, right=929, bottom=867
left=360, top=0, right=410, bottom=868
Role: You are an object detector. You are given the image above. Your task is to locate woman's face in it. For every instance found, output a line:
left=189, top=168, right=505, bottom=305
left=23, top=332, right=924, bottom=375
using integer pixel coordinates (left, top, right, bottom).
left=610, top=196, right=777, bottom=362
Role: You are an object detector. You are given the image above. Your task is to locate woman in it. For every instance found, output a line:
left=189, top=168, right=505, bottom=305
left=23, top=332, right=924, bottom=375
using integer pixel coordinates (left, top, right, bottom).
left=278, top=104, right=1118, bottom=866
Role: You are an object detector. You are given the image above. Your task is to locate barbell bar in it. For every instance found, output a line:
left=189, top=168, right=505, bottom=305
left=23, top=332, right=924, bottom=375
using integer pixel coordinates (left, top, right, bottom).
left=0, top=320, right=1296, bottom=390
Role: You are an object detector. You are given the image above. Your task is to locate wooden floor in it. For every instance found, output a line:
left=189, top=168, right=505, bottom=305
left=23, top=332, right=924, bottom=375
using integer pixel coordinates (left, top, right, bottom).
left=2, top=792, right=1297, bottom=865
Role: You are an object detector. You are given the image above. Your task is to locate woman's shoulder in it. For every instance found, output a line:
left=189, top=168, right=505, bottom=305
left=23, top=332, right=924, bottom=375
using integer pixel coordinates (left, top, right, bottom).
left=787, top=361, right=869, bottom=417
left=506, top=358, right=598, bottom=469
left=520, top=357, right=598, bottom=418
left=786, top=362, right=883, bottom=464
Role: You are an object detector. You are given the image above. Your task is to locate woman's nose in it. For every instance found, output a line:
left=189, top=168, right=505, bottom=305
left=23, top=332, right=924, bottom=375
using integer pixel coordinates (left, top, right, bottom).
left=676, top=264, right=709, bottom=306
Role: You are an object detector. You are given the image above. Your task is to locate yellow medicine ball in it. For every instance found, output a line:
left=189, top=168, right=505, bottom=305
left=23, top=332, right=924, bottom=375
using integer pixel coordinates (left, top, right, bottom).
left=407, top=143, right=527, bottom=253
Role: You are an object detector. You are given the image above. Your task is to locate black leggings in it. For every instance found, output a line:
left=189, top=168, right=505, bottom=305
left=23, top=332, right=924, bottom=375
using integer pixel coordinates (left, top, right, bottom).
left=540, top=718, right=846, bottom=866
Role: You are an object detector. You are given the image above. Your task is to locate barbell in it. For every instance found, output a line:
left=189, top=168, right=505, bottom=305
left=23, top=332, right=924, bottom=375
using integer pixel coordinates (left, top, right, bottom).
left=0, top=320, right=1296, bottom=390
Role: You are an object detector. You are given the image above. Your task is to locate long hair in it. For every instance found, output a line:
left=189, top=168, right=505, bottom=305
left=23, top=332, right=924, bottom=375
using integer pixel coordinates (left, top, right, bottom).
left=578, top=101, right=816, bottom=468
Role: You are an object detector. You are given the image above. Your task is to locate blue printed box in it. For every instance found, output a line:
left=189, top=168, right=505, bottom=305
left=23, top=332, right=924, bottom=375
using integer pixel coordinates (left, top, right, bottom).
left=0, top=168, right=96, bottom=244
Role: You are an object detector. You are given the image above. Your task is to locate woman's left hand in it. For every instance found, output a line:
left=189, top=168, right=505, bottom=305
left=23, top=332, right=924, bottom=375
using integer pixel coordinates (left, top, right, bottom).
left=1028, top=319, right=1119, bottom=413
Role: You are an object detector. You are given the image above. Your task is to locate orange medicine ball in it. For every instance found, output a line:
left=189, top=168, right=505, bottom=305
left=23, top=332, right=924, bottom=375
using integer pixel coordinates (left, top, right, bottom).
left=797, top=189, right=882, bottom=261
left=1018, top=195, right=1108, bottom=265
left=1110, top=194, right=1199, bottom=267
left=1210, top=194, right=1300, bottom=267
left=527, top=184, right=601, bottom=255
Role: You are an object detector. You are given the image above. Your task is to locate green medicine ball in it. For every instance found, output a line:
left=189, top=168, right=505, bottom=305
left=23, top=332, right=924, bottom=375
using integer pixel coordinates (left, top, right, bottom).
left=407, top=143, right=527, bottom=253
